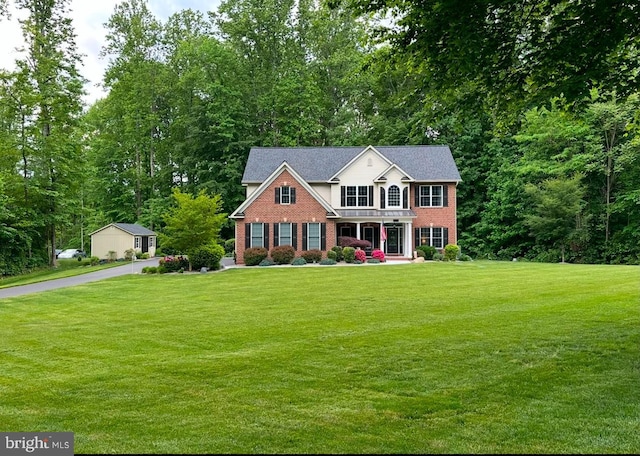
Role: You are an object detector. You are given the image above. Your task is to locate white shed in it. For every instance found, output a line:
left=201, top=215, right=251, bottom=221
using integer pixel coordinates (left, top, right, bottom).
left=89, top=223, right=157, bottom=260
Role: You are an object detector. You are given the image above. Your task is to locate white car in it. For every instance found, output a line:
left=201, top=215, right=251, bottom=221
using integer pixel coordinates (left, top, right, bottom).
left=57, top=249, right=86, bottom=259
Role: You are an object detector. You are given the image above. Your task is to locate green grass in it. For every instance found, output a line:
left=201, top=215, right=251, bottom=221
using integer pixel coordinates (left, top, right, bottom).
left=0, top=261, right=638, bottom=454
left=0, top=259, right=125, bottom=289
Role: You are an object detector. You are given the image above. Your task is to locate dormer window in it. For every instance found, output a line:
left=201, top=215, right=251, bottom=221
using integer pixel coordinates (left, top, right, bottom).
left=275, top=186, right=296, bottom=205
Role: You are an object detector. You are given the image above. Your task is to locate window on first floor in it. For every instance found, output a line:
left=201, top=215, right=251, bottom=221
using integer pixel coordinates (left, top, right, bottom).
left=149, top=236, right=154, bottom=248
left=416, top=226, right=448, bottom=249
left=306, top=223, right=321, bottom=250
left=134, top=236, right=140, bottom=249
left=274, top=222, right=297, bottom=248
left=247, top=223, right=267, bottom=249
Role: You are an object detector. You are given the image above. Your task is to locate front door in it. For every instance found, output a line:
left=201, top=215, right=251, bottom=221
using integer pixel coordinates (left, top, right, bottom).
left=386, top=226, right=403, bottom=255
left=142, top=236, right=149, bottom=253
left=363, top=226, right=374, bottom=254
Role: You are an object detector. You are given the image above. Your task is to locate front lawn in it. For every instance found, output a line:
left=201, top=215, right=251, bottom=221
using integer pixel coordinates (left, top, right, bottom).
left=0, top=261, right=638, bottom=453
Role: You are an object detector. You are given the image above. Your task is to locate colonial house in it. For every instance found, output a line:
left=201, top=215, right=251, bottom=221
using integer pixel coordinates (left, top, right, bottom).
left=229, top=145, right=461, bottom=264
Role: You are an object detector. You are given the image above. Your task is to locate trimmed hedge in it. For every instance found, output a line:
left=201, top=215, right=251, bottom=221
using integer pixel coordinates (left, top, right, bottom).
left=270, top=245, right=295, bottom=265
left=244, top=247, right=268, bottom=266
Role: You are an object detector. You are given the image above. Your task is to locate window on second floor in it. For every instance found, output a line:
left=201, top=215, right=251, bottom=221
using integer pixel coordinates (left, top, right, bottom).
left=388, top=185, right=401, bottom=207
left=275, top=186, right=296, bottom=204
left=341, top=185, right=373, bottom=207
left=418, top=185, right=447, bottom=207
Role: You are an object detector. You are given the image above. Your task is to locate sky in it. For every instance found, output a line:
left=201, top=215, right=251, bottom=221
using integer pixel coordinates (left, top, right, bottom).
left=0, top=0, right=221, bottom=106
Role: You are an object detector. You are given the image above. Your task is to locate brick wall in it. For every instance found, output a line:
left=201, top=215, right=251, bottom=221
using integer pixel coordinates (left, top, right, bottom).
left=234, top=169, right=336, bottom=264
left=411, top=183, right=458, bottom=246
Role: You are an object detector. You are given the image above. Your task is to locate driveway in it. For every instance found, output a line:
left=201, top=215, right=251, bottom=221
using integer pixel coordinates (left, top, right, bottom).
left=0, top=258, right=160, bottom=299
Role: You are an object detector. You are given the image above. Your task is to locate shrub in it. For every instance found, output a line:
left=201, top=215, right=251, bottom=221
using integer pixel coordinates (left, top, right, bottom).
left=224, top=238, right=235, bottom=255
left=259, top=258, right=275, bottom=267
left=343, top=246, right=356, bottom=263
left=338, top=236, right=371, bottom=250
left=141, top=253, right=150, bottom=259
left=319, top=258, right=337, bottom=265
left=244, top=247, right=268, bottom=266
left=159, top=255, right=190, bottom=272
left=415, top=249, right=426, bottom=259
left=292, top=257, right=307, bottom=266
left=327, top=250, right=337, bottom=261
left=270, top=245, right=295, bottom=265
left=142, top=266, right=158, bottom=274
left=90, top=256, right=100, bottom=266
left=189, top=243, right=225, bottom=270
left=433, top=253, right=444, bottom=261
left=416, top=245, right=437, bottom=260
left=459, top=254, right=473, bottom=261
left=355, top=249, right=366, bottom=262
left=444, top=244, right=460, bottom=261
left=367, top=258, right=381, bottom=264
left=331, top=245, right=344, bottom=262
left=301, top=249, right=322, bottom=263
left=154, top=248, right=164, bottom=257
left=107, top=251, right=117, bottom=262
left=371, top=249, right=385, bottom=262
left=124, top=248, right=136, bottom=261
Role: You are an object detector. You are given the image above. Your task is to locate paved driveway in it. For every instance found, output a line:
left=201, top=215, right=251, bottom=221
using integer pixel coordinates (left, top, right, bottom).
left=0, top=258, right=160, bottom=299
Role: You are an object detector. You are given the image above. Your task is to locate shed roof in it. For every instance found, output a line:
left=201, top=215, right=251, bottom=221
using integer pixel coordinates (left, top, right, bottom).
left=89, top=223, right=156, bottom=237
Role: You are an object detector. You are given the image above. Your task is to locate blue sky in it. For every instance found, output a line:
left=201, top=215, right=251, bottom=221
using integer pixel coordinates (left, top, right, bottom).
left=0, top=0, right=222, bottom=105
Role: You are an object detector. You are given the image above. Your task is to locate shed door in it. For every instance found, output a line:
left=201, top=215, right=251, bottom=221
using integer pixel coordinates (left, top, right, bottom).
left=142, top=236, right=149, bottom=253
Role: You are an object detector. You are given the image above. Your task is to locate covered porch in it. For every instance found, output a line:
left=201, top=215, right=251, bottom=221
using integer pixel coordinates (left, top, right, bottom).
left=335, top=209, right=416, bottom=258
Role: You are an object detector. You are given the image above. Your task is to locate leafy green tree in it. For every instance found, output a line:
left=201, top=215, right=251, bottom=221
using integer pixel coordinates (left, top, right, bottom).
left=346, top=0, right=640, bottom=122
left=524, top=176, right=586, bottom=263
left=160, top=188, right=226, bottom=256
left=6, top=0, right=87, bottom=267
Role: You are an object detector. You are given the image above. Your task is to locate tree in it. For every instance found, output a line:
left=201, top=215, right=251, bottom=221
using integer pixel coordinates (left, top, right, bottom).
left=8, top=0, right=86, bottom=267
left=160, top=188, right=226, bottom=257
left=345, top=0, right=640, bottom=129
left=524, top=176, right=586, bottom=263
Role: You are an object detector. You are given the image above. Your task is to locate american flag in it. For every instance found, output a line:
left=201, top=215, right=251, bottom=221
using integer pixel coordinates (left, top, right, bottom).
left=381, top=224, right=387, bottom=241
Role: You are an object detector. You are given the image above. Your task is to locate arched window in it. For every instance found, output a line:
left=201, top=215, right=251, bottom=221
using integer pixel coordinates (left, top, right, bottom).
left=388, top=185, right=401, bottom=207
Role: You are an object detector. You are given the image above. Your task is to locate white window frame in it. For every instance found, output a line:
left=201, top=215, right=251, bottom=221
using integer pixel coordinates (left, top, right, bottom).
left=250, top=223, right=265, bottom=248
left=278, top=222, right=293, bottom=246
left=280, top=186, right=291, bottom=205
left=388, top=185, right=401, bottom=207
left=419, top=227, right=444, bottom=249
left=307, top=223, right=321, bottom=250
left=419, top=185, right=444, bottom=207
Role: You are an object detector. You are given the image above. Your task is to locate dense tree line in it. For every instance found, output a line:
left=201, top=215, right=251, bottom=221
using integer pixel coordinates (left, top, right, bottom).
left=1, top=0, right=639, bottom=276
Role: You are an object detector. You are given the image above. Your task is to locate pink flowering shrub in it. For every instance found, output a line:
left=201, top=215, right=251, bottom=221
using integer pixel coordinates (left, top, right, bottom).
left=354, top=249, right=366, bottom=262
left=371, top=249, right=385, bottom=262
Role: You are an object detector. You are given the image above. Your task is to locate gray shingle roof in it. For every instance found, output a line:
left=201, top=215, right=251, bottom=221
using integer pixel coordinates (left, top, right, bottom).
left=241, top=145, right=461, bottom=183
left=113, top=223, right=156, bottom=236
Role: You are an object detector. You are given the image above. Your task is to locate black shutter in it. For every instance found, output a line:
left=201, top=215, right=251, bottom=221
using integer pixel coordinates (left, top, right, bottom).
left=443, top=227, right=449, bottom=247
left=415, top=186, right=420, bottom=207
left=443, top=185, right=448, bottom=207
left=368, top=186, right=373, bottom=206
left=403, top=187, right=408, bottom=209
left=292, top=223, right=297, bottom=250
left=380, top=187, right=385, bottom=209
left=273, top=223, right=279, bottom=247
left=291, top=187, right=296, bottom=204
left=275, top=187, right=280, bottom=204
left=302, top=223, right=308, bottom=250
left=321, top=223, right=326, bottom=250
left=414, top=227, right=420, bottom=248
left=264, top=224, right=269, bottom=250
left=245, top=223, right=251, bottom=248
left=341, top=186, right=346, bottom=206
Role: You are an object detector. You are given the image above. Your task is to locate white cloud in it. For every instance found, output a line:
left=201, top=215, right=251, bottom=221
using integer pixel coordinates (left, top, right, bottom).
left=0, top=0, right=221, bottom=106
